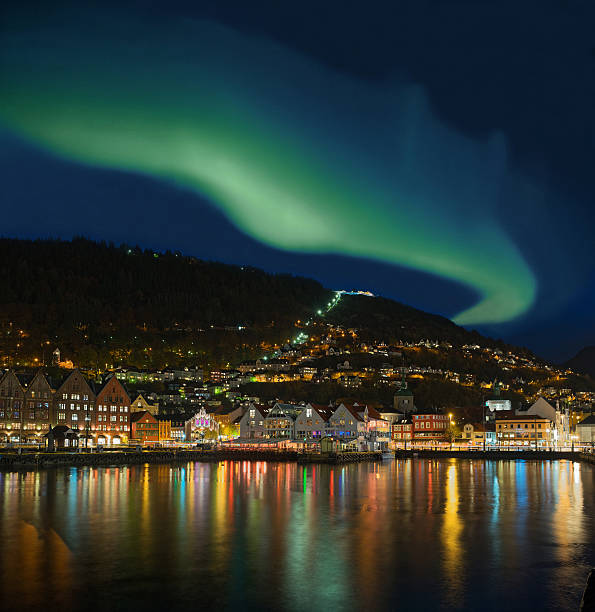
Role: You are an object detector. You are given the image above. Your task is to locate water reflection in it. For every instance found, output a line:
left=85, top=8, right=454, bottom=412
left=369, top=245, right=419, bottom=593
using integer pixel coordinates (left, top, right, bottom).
left=0, top=459, right=593, bottom=611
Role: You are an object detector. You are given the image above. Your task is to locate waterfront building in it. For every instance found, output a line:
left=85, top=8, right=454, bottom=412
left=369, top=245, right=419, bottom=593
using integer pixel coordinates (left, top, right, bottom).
left=131, top=393, right=159, bottom=416
left=0, top=370, right=26, bottom=444
left=22, top=370, right=53, bottom=444
left=392, top=419, right=413, bottom=446
left=239, top=403, right=269, bottom=439
left=411, top=413, right=449, bottom=444
left=462, top=422, right=497, bottom=446
left=264, top=403, right=302, bottom=439
left=519, top=397, right=570, bottom=448
left=130, top=411, right=159, bottom=445
left=157, top=416, right=172, bottom=442
left=185, top=407, right=218, bottom=442
left=365, top=406, right=392, bottom=449
left=327, top=403, right=366, bottom=443
left=495, top=413, right=553, bottom=448
left=95, top=375, right=131, bottom=446
left=577, top=414, right=595, bottom=445
left=0, top=369, right=55, bottom=445
left=294, top=403, right=333, bottom=441
left=54, top=369, right=96, bottom=447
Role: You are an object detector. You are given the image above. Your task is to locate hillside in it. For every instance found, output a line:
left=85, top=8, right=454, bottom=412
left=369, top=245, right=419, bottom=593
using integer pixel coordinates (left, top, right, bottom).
left=0, top=237, right=539, bottom=374
left=326, top=294, right=533, bottom=356
left=0, top=237, right=331, bottom=368
left=565, top=346, right=595, bottom=378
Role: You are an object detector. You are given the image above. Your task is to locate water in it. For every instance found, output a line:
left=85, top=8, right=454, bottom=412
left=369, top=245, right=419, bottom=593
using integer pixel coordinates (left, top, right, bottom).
left=0, top=459, right=593, bottom=612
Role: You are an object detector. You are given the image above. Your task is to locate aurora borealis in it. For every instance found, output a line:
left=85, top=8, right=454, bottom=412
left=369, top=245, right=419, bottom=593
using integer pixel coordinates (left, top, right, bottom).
left=1, top=1, right=595, bottom=358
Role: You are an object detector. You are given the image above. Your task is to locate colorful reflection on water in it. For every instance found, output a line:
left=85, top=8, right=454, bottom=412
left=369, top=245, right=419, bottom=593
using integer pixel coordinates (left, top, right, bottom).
left=0, top=459, right=593, bottom=611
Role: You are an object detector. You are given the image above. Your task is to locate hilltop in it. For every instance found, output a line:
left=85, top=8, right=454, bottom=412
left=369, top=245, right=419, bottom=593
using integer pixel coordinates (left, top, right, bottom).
left=565, top=346, right=595, bottom=378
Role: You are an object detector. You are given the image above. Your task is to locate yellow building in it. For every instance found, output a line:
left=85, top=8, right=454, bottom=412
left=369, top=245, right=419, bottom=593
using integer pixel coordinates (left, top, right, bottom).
left=131, top=394, right=159, bottom=416
left=158, top=418, right=171, bottom=442
left=495, top=414, right=553, bottom=448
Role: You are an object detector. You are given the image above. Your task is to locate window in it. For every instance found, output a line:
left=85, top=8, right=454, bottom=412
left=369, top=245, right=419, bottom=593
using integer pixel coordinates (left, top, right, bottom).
left=111, top=416, right=117, bottom=422
left=58, top=412, right=66, bottom=420
left=306, top=408, right=312, bottom=418
left=72, top=414, right=78, bottom=421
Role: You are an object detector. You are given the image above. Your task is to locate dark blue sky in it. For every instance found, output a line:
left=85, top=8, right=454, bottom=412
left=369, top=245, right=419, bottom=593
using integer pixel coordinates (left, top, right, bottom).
left=1, top=0, right=594, bottom=361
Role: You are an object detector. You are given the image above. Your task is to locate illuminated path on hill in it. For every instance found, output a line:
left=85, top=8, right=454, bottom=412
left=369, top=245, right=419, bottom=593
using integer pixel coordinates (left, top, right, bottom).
left=0, top=9, right=537, bottom=326
left=261, top=291, right=342, bottom=362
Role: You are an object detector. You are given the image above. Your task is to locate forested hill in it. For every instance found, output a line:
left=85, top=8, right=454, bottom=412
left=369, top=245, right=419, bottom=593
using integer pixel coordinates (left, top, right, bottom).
left=0, top=237, right=534, bottom=369
left=0, top=238, right=331, bottom=329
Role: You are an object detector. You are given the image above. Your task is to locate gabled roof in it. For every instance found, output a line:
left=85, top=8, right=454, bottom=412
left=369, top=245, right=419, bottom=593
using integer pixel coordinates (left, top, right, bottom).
left=337, top=403, right=366, bottom=422
left=130, top=410, right=157, bottom=423
left=366, top=406, right=389, bottom=422
left=577, top=415, right=595, bottom=426
left=306, top=403, right=333, bottom=421
left=55, top=369, right=97, bottom=396
left=0, top=370, right=25, bottom=393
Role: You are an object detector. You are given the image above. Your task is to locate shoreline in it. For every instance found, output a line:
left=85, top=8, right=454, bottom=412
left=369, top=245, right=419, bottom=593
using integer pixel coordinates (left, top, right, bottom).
left=394, top=449, right=595, bottom=463
left=1, top=448, right=594, bottom=472
left=0, top=449, right=383, bottom=471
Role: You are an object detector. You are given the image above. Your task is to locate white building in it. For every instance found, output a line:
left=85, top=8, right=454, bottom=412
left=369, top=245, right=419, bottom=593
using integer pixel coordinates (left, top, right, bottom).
left=577, top=415, right=595, bottom=445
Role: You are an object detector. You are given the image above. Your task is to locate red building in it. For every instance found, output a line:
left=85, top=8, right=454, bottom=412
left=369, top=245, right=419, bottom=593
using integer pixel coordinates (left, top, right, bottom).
left=411, top=413, right=449, bottom=444
left=130, top=411, right=159, bottom=445
left=392, top=419, right=413, bottom=447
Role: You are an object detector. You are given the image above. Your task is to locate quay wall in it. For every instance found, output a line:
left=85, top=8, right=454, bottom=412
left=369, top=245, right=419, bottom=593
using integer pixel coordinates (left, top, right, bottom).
left=394, top=449, right=595, bottom=462
left=0, top=449, right=382, bottom=471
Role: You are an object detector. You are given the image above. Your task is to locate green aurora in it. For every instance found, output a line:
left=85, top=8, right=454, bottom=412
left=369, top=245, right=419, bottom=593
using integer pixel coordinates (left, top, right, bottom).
left=0, top=11, right=536, bottom=326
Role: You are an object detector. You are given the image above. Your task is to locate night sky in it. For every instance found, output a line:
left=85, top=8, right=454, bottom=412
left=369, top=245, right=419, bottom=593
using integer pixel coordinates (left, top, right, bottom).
left=1, top=1, right=594, bottom=361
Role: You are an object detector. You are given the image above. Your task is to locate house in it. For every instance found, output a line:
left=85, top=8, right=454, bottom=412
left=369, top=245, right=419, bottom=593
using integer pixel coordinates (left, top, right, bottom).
left=577, top=414, right=595, bottom=445
left=130, top=411, right=159, bottom=445
left=294, top=403, right=333, bottom=441
left=54, top=369, right=96, bottom=447
left=131, top=393, right=159, bottom=416
left=239, top=403, right=269, bottom=439
left=94, top=374, right=131, bottom=446
left=327, top=403, right=366, bottom=446
left=264, top=403, right=302, bottom=439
